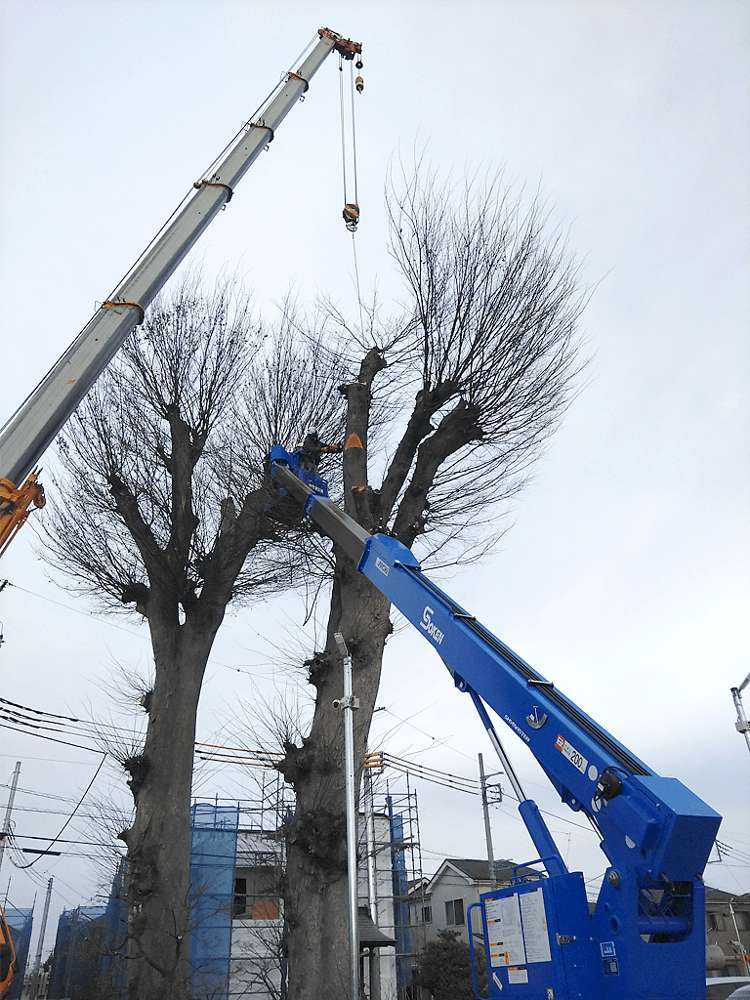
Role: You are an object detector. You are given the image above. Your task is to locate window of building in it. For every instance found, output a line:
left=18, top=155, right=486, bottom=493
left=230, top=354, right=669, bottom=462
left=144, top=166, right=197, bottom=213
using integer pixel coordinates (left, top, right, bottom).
left=445, top=898, right=465, bottom=926
left=420, top=905, right=432, bottom=924
left=707, top=912, right=726, bottom=932
left=233, top=867, right=280, bottom=920
left=734, top=910, right=750, bottom=931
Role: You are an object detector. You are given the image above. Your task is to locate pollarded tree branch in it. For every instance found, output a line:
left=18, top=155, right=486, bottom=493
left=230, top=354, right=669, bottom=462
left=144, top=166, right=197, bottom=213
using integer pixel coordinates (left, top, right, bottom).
left=391, top=397, right=484, bottom=548
left=378, top=378, right=459, bottom=521
left=194, top=487, right=278, bottom=619
left=107, top=473, right=170, bottom=604
left=164, top=407, right=201, bottom=579
left=339, top=348, right=386, bottom=509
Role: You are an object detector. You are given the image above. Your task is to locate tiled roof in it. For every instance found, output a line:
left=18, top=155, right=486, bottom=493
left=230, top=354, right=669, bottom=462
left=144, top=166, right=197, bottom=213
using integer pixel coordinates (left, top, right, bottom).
left=441, top=858, right=539, bottom=883
left=358, top=907, right=397, bottom=948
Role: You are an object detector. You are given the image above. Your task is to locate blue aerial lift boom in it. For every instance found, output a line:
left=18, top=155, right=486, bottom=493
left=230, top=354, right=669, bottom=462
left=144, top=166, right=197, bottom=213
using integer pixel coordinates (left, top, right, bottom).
left=268, top=444, right=721, bottom=1000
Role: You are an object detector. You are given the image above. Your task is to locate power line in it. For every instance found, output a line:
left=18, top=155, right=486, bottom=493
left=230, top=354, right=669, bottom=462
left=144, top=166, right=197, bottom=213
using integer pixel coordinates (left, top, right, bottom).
left=9, top=755, right=106, bottom=870
left=0, top=578, right=262, bottom=676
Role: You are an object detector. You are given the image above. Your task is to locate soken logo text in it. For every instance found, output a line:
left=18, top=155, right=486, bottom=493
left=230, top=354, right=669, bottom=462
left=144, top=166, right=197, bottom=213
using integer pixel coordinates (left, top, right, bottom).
left=420, top=606, right=445, bottom=645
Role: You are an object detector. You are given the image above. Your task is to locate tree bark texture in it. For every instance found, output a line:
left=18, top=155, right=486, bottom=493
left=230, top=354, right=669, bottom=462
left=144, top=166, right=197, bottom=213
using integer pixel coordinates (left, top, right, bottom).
left=113, top=474, right=272, bottom=1000
left=279, top=346, right=493, bottom=999
left=280, top=348, right=393, bottom=1000
left=120, top=621, right=212, bottom=1000
left=281, top=564, right=391, bottom=1000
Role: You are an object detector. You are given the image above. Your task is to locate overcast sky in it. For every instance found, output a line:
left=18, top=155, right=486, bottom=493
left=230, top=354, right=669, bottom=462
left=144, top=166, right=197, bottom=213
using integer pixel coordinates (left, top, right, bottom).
left=1, top=0, right=748, bottom=962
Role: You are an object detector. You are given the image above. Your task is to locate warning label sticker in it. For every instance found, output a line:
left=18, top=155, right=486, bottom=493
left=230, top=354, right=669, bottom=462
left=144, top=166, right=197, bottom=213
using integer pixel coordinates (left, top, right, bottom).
left=555, top=735, right=588, bottom=774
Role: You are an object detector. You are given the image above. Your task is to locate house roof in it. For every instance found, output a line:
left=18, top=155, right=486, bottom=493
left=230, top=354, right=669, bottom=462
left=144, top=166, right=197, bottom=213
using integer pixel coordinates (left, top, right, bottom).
left=429, top=858, right=541, bottom=889
left=448, top=859, right=496, bottom=882
left=358, top=907, right=397, bottom=948
left=407, top=877, right=430, bottom=894
left=705, top=887, right=750, bottom=904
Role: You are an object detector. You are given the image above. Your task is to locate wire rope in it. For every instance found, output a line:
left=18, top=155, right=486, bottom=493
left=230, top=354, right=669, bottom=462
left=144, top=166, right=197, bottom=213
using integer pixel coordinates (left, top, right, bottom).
left=336, top=55, right=366, bottom=338
left=350, top=232, right=366, bottom=340
left=339, top=55, right=349, bottom=206
left=8, top=753, right=106, bottom=870
left=349, top=59, right=360, bottom=207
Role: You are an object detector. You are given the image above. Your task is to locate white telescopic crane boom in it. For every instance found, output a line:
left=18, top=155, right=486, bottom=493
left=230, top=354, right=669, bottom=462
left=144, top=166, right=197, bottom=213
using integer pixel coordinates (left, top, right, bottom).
left=0, top=28, right=361, bottom=555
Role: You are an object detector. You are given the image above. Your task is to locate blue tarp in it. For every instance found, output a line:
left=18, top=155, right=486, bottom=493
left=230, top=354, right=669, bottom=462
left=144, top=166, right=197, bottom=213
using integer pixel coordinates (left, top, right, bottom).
left=190, top=802, right=239, bottom=1000
left=48, top=804, right=239, bottom=998
left=98, top=862, right=128, bottom=995
left=48, top=905, right=107, bottom=999
left=387, top=799, right=413, bottom=992
left=48, top=859, right=128, bottom=999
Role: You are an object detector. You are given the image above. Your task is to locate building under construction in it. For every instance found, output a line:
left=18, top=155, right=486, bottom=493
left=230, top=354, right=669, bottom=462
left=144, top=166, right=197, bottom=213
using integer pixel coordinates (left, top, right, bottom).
left=47, top=770, right=425, bottom=1000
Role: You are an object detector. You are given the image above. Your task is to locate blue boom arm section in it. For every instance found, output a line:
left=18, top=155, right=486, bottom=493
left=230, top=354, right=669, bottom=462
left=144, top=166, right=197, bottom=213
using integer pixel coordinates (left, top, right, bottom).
left=269, top=447, right=721, bottom=999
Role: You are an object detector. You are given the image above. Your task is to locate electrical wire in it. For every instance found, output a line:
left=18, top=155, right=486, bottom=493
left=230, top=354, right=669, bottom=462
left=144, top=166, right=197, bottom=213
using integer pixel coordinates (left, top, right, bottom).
left=1, top=696, right=603, bottom=839
left=0, top=577, right=264, bottom=676
left=8, top=753, right=106, bottom=870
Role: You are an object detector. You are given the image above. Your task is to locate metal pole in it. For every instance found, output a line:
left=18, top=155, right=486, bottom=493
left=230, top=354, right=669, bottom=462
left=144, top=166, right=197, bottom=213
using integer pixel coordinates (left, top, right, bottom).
left=334, top=632, right=360, bottom=1000
left=0, top=761, right=21, bottom=877
left=1, top=30, right=358, bottom=490
left=364, top=768, right=379, bottom=918
left=364, top=767, right=381, bottom=1000
left=32, top=877, right=53, bottom=998
left=731, top=673, right=750, bottom=755
left=478, top=754, right=498, bottom=888
left=728, top=900, right=750, bottom=976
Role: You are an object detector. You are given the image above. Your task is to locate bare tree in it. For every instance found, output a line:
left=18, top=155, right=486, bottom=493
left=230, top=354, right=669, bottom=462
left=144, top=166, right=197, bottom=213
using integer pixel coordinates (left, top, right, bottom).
left=40, top=274, right=347, bottom=1000
left=40, top=159, right=585, bottom=1000
left=278, top=168, right=587, bottom=1000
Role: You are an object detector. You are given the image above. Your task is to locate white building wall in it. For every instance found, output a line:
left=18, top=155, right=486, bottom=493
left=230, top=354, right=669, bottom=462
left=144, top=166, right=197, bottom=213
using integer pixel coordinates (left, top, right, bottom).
left=358, top=812, right=398, bottom=1000
left=229, top=921, right=284, bottom=999
left=425, top=871, right=487, bottom=945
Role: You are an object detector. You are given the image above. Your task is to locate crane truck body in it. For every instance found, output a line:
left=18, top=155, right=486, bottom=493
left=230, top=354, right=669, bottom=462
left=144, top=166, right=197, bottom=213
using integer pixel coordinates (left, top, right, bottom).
left=268, top=444, right=721, bottom=1000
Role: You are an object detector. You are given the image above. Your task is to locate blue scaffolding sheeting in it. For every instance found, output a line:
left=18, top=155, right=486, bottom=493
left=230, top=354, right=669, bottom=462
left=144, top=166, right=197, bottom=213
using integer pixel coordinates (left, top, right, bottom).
left=48, top=905, right=107, bottom=999
left=3, top=907, right=33, bottom=1000
left=190, top=802, right=239, bottom=1000
left=387, top=800, right=412, bottom=993
left=99, top=861, right=128, bottom=994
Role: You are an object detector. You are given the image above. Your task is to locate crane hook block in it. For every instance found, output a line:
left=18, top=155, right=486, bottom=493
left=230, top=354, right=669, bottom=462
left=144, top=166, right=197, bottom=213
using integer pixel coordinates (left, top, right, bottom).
left=343, top=203, right=360, bottom=232
left=355, top=75, right=364, bottom=94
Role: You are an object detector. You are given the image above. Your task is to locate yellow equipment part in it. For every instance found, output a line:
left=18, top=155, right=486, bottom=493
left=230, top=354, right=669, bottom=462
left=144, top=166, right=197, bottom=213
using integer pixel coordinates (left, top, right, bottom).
left=0, top=469, right=46, bottom=558
left=0, top=904, right=15, bottom=997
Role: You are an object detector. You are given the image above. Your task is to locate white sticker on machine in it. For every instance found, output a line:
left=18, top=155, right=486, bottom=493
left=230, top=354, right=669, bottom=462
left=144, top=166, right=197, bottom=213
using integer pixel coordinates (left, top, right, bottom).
left=555, top=734, right=588, bottom=774
left=508, top=967, right=529, bottom=984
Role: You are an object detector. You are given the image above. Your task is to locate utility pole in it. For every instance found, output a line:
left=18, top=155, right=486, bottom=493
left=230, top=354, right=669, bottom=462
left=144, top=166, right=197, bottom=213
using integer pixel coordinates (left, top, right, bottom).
left=731, top=673, right=750, bottom=756
left=364, top=765, right=381, bottom=1000
left=478, top=753, right=498, bottom=888
left=334, top=632, right=360, bottom=1000
left=728, top=900, right=750, bottom=976
left=32, top=877, right=53, bottom=999
left=0, top=760, right=21, bottom=876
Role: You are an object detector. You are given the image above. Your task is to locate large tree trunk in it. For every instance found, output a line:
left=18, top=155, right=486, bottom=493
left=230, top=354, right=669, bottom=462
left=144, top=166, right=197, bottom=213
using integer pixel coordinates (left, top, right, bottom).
left=280, top=350, right=391, bottom=999
left=281, top=558, right=391, bottom=1000
left=120, top=608, right=219, bottom=1000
